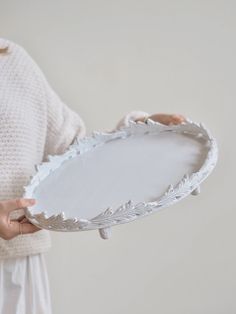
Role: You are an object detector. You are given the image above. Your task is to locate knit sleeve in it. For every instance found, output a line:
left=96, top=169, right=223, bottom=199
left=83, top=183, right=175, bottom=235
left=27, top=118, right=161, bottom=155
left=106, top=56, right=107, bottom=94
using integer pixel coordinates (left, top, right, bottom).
left=115, top=110, right=150, bottom=130
left=43, top=87, right=86, bottom=160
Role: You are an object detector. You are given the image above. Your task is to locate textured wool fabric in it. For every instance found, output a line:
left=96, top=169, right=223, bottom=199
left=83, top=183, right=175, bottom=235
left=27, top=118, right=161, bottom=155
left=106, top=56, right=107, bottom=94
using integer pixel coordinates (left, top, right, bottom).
left=0, top=37, right=149, bottom=259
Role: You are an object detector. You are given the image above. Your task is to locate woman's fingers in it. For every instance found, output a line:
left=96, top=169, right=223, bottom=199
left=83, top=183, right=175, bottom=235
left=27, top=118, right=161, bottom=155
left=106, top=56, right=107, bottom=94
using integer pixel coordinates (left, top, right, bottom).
left=0, top=198, right=40, bottom=240
left=0, top=198, right=36, bottom=213
left=133, top=113, right=186, bottom=126
left=2, top=220, right=41, bottom=240
left=149, top=114, right=186, bottom=125
left=170, top=114, right=186, bottom=125
left=19, top=222, right=41, bottom=234
left=10, top=214, right=25, bottom=222
left=19, top=217, right=29, bottom=224
left=15, top=216, right=29, bottom=224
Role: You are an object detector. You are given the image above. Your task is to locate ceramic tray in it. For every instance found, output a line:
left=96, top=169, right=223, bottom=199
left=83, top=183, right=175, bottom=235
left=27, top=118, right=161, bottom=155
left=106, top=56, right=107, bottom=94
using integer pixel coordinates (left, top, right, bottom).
left=23, top=118, right=218, bottom=239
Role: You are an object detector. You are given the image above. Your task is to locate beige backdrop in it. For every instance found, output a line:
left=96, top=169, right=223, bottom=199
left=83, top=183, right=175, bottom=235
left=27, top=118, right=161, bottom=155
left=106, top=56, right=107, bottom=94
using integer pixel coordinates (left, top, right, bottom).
left=1, top=1, right=235, bottom=313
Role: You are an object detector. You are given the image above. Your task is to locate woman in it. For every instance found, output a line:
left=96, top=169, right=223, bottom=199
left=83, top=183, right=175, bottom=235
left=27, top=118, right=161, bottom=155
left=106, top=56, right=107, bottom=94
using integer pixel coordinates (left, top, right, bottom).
left=0, top=37, right=185, bottom=314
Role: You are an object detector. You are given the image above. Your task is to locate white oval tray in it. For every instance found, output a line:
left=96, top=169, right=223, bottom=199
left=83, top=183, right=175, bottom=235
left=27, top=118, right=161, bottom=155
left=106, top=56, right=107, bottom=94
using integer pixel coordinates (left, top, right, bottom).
left=23, top=118, right=218, bottom=239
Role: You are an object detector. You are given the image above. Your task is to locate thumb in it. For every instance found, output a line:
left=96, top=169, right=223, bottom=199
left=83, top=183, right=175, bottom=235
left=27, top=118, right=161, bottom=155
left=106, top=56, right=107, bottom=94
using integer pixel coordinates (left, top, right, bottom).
left=1, top=198, right=36, bottom=214
left=20, top=222, right=41, bottom=234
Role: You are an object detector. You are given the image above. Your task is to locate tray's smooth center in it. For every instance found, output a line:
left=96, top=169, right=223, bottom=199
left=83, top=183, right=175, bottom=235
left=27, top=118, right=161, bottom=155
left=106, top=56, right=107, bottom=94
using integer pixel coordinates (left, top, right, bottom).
left=31, top=132, right=208, bottom=219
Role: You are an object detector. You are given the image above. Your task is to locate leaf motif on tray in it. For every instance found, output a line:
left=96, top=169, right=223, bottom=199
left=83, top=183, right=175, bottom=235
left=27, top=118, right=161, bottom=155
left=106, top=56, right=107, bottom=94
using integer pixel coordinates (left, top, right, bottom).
left=23, top=120, right=218, bottom=232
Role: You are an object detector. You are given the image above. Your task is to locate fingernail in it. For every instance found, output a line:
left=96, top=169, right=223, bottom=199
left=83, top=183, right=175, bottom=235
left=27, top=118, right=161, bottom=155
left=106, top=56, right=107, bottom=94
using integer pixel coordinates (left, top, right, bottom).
left=28, top=199, right=36, bottom=204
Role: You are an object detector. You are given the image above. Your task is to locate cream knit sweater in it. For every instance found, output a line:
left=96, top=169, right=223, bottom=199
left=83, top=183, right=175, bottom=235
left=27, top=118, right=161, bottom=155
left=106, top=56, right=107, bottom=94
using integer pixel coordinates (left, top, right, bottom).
left=0, top=38, right=149, bottom=259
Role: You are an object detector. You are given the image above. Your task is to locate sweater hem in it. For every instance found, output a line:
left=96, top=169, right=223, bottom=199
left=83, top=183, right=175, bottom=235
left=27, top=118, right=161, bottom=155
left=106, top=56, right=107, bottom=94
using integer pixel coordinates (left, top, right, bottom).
left=0, top=244, right=52, bottom=260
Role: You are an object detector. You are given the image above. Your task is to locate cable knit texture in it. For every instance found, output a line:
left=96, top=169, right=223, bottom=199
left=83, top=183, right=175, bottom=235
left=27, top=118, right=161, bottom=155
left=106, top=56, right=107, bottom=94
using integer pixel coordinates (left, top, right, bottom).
left=0, top=37, right=149, bottom=259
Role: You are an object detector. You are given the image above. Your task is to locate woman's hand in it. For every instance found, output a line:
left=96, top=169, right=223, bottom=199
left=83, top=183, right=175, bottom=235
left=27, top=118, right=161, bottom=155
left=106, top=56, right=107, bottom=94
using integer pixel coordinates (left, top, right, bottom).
left=0, top=198, right=41, bottom=240
left=134, top=113, right=186, bottom=125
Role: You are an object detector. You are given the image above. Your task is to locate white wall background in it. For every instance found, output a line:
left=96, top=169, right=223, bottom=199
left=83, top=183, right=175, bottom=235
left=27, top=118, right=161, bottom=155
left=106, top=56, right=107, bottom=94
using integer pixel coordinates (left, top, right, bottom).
left=1, top=1, right=235, bottom=313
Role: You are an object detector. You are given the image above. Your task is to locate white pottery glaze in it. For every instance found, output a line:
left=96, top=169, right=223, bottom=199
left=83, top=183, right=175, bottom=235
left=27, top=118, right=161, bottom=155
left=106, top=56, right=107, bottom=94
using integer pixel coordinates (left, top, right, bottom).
left=23, top=118, right=218, bottom=239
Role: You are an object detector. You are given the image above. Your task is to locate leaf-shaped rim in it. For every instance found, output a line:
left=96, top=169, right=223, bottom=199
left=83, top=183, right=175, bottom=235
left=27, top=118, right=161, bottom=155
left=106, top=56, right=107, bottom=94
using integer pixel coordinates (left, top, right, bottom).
left=23, top=119, right=218, bottom=232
